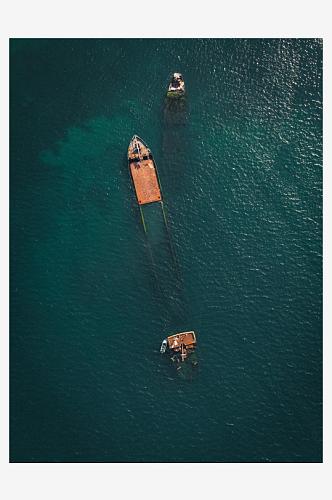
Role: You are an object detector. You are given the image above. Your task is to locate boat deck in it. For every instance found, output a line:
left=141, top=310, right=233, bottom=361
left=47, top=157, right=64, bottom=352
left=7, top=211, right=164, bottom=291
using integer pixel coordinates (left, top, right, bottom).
left=128, top=138, right=150, bottom=161
left=167, top=331, right=196, bottom=350
left=129, top=160, right=162, bottom=205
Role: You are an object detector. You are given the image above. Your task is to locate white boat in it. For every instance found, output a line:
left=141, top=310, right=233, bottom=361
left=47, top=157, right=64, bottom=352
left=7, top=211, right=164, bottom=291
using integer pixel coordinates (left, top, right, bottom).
left=160, top=339, right=167, bottom=354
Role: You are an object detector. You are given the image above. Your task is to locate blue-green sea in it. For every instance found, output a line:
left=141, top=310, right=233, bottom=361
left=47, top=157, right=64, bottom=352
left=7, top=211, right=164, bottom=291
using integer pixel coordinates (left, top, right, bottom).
left=10, top=38, right=322, bottom=463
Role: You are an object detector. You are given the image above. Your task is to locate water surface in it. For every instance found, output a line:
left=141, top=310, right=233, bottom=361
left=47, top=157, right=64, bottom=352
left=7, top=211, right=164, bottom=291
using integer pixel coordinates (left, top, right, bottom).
left=10, top=38, right=322, bottom=462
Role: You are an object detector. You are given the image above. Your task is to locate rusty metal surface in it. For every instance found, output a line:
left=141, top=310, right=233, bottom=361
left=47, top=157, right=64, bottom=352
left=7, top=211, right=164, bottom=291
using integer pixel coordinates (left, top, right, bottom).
left=129, top=159, right=162, bottom=205
left=167, top=331, right=196, bottom=350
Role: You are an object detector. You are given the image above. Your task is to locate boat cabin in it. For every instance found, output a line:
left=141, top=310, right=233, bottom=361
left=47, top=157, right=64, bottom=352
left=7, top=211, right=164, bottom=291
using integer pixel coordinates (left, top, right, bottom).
left=168, top=73, right=186, bottom=94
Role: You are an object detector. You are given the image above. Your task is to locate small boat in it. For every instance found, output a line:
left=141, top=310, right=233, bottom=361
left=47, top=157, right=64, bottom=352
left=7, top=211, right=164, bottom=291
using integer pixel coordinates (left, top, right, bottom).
left=160, top=339, right=167, bottom=354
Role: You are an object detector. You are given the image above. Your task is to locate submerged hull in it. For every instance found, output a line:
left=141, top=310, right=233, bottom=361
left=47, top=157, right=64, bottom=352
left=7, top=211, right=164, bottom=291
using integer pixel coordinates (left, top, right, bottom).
left=168, top=331, right=199, bottom=381
left=172, top=348, right=199, bottom=381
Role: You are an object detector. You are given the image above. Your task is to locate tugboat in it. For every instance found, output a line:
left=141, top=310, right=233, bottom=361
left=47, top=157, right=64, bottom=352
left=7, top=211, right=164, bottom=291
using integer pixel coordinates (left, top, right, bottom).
left=167, top=331, right=199, bottom=381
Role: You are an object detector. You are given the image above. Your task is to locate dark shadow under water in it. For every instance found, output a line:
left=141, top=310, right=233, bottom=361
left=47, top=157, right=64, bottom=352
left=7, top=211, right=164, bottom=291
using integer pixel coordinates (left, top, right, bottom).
left=141, top=201, right=188, bottom=331
left=160, top=95, right=188, bottom=196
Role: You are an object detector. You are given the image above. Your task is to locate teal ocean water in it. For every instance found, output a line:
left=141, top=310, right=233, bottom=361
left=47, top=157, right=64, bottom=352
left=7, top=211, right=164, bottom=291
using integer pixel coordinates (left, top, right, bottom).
left=10, top=38, right=322, bottom=463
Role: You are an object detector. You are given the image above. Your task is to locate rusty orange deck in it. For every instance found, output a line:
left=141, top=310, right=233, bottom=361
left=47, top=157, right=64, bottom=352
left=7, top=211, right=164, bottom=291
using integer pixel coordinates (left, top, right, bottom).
left=128, top=135, right=162, bottom=205
left=167, top=331, right=196, bottom=350
left=129, top=159, right=162, bottom=205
